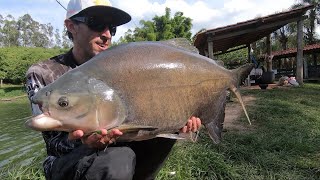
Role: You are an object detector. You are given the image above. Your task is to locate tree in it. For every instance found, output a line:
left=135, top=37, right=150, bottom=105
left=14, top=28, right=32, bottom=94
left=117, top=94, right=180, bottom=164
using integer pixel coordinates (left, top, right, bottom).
left=171, top=11, right=192, bottom=39
left=54, top=28, right=62, bottom=48
left=292, top=0, right=320, bottom=45
left=118, top=7, right=193, bottom=43
left=1, top=15, right=19, bottom=47
left=0, top=47, right=67, bottom=84
left=61, top=27, right=72, bottom=49
left=153, top=7, right=175, bottom=40
left=273, top=26, right=290, bottom=50
left=0, top=14, right=3, bottom=47
left=0, top=52, right=8, bottom=87
left=32, top=23, right=53, bottom=48
left=0, top=13, right=65, bottom=48
left=291, top=1, right=320, bottom=66
left=17, top=14, right=35, bottom=47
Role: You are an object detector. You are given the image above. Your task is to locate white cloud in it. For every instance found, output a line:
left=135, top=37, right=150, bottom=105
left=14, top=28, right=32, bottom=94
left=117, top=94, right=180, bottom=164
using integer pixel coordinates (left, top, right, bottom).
left=226, top=0, right=293, bottom=23
left=114, top=0, right=163, bottom=19
left=223, top=0, right=255, bottom=14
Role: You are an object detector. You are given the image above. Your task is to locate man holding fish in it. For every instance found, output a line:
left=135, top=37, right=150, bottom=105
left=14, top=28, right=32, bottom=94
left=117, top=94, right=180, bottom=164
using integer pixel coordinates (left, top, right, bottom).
left=25, top=0, right=201, bottom=179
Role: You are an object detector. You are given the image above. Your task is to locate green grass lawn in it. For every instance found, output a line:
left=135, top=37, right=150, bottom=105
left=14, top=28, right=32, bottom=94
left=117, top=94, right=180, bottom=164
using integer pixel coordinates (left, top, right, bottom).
left=1, top=83, right=320, bottom=180
left=0, top=84, right=26, bottom=98
left=157, top=83, right=320, bottom=180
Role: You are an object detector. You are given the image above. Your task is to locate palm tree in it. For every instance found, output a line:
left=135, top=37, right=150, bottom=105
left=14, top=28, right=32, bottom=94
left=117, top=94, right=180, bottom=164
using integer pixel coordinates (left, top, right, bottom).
left=292, top=0, right=320, bottom=65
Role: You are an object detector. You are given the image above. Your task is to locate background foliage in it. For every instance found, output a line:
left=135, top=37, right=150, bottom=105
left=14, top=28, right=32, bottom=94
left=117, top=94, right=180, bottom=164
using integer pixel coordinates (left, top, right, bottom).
left=1, top=1, right=320, bottom=84
left=117, top=8, right=192, bottom=43
left=0, top=47, right=67, bottom=84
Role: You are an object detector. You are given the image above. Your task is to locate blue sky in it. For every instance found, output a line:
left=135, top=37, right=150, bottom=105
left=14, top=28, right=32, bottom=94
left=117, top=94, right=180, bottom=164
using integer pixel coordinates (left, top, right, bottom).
left=0, top=0, right=311, bottom=42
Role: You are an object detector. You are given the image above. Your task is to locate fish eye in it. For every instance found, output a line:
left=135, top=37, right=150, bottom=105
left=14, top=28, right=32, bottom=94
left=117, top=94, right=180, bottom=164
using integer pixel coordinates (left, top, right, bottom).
left=58, top=96, right=69, bottom=107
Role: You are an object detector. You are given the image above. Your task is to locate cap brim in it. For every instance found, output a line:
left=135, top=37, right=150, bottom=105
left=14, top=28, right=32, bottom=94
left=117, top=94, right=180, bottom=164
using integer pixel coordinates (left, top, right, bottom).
left=78, top=6, right=131, bottom=26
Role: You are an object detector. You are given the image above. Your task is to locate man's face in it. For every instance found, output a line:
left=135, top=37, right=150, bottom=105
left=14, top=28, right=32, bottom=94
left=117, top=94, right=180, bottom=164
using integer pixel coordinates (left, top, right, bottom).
left=75, top=23, right=112, bottom=57
left=66, top=16, right=114, bottom=62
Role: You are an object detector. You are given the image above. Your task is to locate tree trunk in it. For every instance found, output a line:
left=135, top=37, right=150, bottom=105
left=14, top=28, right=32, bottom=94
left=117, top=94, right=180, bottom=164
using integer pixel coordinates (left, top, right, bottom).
left=296, top=19, right=304, bottom=85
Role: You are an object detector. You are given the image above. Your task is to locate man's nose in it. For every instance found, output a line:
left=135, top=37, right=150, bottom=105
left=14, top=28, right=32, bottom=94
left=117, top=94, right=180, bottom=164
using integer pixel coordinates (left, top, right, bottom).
left=101, top=27, right=112, bottom=39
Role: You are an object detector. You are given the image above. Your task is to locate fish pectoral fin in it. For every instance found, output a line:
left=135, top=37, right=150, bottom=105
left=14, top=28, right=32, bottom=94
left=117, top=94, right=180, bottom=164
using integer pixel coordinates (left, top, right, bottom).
left=156, top=133, right=186, bottom=140
left=114, top=125, right=158, bottom=133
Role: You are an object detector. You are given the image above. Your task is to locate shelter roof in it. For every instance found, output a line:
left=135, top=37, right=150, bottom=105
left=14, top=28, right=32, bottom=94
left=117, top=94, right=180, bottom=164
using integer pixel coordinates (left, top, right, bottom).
left=194, top=5, right=313, bottom=56
left=272, top=43, right=320, bottom=59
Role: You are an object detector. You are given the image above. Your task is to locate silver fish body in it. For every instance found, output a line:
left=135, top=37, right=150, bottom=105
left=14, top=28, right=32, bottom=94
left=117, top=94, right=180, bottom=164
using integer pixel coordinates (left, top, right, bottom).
left=27, top=39, right=252, bottom=143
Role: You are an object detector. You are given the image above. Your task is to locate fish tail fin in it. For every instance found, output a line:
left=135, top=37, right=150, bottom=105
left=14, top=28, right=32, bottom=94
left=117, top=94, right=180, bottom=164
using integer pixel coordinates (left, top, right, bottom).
left=228, top=63, right=253, bottom=125
left=231, top=63, right=254, bottom=86
left=229, top=85, right=251, bottom=125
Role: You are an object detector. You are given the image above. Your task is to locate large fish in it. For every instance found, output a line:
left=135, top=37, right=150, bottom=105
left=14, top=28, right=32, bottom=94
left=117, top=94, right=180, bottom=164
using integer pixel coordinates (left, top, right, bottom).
left=26, top=39, right=253, bottom=144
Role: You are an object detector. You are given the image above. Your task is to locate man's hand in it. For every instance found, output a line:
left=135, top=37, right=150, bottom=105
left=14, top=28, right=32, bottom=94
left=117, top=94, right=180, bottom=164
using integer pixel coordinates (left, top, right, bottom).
left=68, top=116, right=201, bottom=149
left=68, top=129, right=123, bottom=149
left=180, top=116, right=201, bottom=133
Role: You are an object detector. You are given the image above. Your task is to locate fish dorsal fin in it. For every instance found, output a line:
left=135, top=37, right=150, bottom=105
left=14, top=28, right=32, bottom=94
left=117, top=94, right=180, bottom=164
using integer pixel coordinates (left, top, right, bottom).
left=161, top=38, right=199, bottom=54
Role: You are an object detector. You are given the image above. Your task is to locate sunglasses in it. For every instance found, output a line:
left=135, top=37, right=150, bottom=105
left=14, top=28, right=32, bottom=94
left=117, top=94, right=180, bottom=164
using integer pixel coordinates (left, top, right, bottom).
left=71, top=16, right=117, bottom=36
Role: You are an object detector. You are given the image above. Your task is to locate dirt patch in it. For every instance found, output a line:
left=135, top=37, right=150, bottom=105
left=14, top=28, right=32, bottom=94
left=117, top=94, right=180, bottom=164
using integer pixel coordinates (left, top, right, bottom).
left=224, top=95, right=256, bottom=131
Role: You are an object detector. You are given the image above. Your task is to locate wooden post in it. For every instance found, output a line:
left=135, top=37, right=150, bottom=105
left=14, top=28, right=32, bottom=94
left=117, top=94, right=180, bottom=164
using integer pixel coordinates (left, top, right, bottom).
left=304, top=59, right=308, bottom=79
left=207, top=34, right=214, bottom=60
left=247, top=44, right=251, bottom=63
left=266, top=34, right=272, bottom=72
left=313, top=53, right=317, bottom=66
left=296, top=19, right=304, bottom=85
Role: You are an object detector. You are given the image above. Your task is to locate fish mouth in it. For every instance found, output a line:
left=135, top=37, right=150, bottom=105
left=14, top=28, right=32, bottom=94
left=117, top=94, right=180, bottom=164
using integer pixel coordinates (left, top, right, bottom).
left=26, top=114, right=63, bottom=131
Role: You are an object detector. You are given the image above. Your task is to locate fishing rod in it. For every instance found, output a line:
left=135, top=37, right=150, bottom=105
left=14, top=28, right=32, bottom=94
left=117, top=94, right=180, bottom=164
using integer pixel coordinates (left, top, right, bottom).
left=55, top=0, right=67, bottom=11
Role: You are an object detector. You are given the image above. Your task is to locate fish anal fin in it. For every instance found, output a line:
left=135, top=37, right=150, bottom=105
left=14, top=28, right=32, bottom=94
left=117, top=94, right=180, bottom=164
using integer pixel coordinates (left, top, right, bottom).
left=156, top=133, right=186, bottom=140
left=114, top=124, right=158, bottom=133
left=205, top=121, right=222, bottom=144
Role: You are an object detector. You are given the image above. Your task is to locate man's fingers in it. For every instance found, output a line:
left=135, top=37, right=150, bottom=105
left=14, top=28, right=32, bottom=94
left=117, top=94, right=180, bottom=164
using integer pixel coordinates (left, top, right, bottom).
left=187, top=119, right=192, bottom=131
left=196, top=118, right=201, bottom=129
left=181, top=126, right=188, bottom=133
left=109, top=129, right=123, bottom=136
left=69, top=128, right=123, bottom=148
left=192, top=117, right=198, bottom=132
left=99, top=129, right=108, bottom=136
left=191, top=117, right=201, bottom=132
left=68, top=130, right=84, bottom=140
left=185, top=116, right=202, bottom=133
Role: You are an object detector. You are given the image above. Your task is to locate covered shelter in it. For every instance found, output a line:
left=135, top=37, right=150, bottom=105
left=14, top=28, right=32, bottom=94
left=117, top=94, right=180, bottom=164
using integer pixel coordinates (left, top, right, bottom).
left=194, top=4, right=314, bottom=84
left=271, top=43, right=320, bottom=79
